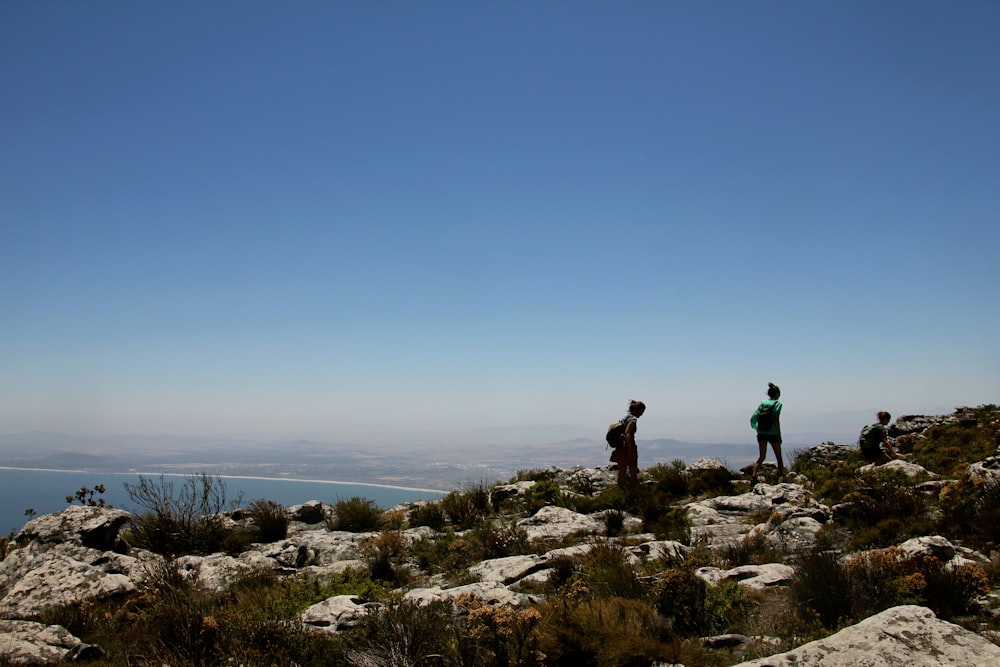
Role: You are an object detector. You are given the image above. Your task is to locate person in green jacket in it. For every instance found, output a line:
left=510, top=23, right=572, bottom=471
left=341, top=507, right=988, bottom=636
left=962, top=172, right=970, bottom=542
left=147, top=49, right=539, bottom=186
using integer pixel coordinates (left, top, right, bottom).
left=750, top=382, right=784, bottom=483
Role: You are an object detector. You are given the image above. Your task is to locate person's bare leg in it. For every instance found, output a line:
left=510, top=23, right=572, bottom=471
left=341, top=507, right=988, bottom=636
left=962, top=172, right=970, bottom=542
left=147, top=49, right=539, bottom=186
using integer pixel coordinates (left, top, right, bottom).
left=772, top=443, right=785, bottom=477
left=752, top=437, right=767, bottom=480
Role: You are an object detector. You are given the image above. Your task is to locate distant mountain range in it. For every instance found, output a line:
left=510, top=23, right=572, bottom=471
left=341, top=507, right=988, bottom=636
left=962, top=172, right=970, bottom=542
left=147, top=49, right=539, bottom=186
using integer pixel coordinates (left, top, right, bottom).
left=0, top=431, right=771, bottom=486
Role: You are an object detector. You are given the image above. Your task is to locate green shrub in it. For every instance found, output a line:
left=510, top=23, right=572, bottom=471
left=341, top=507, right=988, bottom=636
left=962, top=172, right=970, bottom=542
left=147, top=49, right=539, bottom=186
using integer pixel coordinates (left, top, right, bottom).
left=525, top=478, right=571, bottom=510
left=328, top=496, right=383, bottom=532
left=909, top=405, right=1000, bottom=476
left=246, top=498, right=289, bottom=543
left=535, top=591, right=676, bottom=666
left=651, top=567, right=707, bottom=636
left=938, top=475, right=1000, bottom=549
left=722, top=529, right=784, bottom=567
left=646, top=460, right=690, bottom=500
left=573, top=484, right=628, bottom=515
left=409, top=500, right=447, bottom=530
left=688, top=465, right=736, bottom=498
left=412, top=529, right=480, bottom=576
left=122, top=473, right=235, bottom=556
left=641, top=504, right=691, bottom=543
left=472, top=520, right=532, bottom=559
left=441, top=483, right=491, bottom=530
left=835, top=468, right=932, bottom=550
left=580, top=540, right=644, bottom=600
left=603, top=509, right=626, bottom=537
left=790, top=548, right=855, bottom=629
left=703, top=580, right=756, bottom=636
left=358, top=529, right=410, bottom=586
left=343, top=599, right=459, bottom=665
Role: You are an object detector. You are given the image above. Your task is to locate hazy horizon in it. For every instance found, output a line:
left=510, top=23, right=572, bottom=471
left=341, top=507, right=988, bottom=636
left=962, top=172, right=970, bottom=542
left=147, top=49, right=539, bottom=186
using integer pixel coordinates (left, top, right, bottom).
left=2, top=3, right=997, bottom=448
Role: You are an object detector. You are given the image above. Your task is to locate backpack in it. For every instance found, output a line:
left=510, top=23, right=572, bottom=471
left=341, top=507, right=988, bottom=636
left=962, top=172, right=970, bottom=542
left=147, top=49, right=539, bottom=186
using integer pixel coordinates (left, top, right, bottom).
left=756, top=402, right=776, bottom=431
left=606, top=419, right=627, bottom=449
left=858, top=424, right=881, bottom=454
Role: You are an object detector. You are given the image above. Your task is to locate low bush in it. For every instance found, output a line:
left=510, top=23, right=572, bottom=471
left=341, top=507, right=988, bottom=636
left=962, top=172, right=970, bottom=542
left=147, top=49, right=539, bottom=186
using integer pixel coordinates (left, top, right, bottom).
left=909, top=405, right=1000, bottom=476
left=791, top=545, right=991, bottom=630
left=789, top=548, right=856, bottom=629
left=472, top=520, right=532, bottom=560
left=412, top=529, right=481, bottom=577
left=722, top=529, right=784, bottom=567
left=938, top=475, right=1000, bottom=549
left=688, top=466, right=736, bottom=498
left=834, top=468, right=932, bottom=550
left=525, top=478, right=571, bottom=511
left=646, top=460, right=690, bottom=500
left=342, top=598, right=459, bottom=665
left=640, top=503, right=691, bottom=543
left=358, top=529, right=410, bottom=586
left=441, top=482, right=491, bottom=530
left=580, top=540, right=645, bottom=600
left=246, top=498, right=289, bottom=542
left=409, top=500, right=447, bottom=530
left=535, top=589, right=677, bottom=666
left=651, top=567, right=707, bottom=636
left=122, top=473, right=236, bottom=556
left=328, top=496, right=383, bottom=532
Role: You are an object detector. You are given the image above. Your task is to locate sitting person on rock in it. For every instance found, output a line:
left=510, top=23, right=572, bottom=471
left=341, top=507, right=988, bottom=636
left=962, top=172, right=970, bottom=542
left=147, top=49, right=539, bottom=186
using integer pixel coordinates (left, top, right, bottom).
left=858, top=411, right=899, bottom=465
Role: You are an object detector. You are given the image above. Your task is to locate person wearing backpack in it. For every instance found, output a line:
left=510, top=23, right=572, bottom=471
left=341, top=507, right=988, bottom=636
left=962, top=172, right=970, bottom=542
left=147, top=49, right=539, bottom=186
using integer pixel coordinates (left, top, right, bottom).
left=609, top=400, right=645, bottom=488
left=858, top=411, right=898, bottom=465
left=750, top=382, right=784, bottom=483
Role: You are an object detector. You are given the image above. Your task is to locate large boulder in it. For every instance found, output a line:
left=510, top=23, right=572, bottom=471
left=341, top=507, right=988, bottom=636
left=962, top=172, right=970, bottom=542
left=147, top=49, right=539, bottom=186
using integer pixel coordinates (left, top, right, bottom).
left=301, top=595, right=374, bottom=635
left=16, top=505, right=131, bottom=551
left=516, top=506, right=606, bottom=541
left=0, top=542, right=149, bottom=619
left=734, top=605, right=1000, bottom=666
left=0, top=620, right=101, bottom=665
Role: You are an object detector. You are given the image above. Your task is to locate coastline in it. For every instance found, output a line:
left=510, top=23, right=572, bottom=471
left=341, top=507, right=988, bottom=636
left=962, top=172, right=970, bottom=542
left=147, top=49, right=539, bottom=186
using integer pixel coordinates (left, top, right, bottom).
left=0, top=466, right=447, bottom=496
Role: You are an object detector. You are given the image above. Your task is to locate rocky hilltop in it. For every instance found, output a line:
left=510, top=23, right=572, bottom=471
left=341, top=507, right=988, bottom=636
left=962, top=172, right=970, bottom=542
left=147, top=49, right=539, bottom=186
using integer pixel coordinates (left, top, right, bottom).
left=2, top=406, right=999, bottom=666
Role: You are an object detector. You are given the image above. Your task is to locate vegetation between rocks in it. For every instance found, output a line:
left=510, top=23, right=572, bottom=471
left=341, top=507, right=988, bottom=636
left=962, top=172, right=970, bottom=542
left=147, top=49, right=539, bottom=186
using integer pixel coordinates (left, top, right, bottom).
left=3, top=405, right=1000, bottom=666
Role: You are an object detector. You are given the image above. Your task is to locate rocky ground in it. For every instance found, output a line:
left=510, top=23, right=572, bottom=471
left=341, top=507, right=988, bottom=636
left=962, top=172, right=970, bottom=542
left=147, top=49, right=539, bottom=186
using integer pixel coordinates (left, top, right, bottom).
left=2, top=408, right=1000, bottom=666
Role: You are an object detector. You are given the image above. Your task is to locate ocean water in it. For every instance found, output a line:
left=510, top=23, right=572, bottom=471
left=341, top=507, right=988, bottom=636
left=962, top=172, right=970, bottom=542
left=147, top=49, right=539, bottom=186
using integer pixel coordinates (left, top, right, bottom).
left=0, top=467, right=446, bottom=537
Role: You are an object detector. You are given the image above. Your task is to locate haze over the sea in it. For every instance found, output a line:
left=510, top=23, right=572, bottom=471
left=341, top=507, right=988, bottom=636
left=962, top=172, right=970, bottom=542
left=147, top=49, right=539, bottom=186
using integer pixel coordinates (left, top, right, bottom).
left=1, top=3, right=997, bottom=454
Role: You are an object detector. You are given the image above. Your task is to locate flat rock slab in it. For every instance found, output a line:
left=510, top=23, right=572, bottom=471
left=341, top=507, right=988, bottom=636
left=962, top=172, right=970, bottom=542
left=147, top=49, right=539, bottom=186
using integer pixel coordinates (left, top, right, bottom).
left=735, top=605, right=1000, bottom=666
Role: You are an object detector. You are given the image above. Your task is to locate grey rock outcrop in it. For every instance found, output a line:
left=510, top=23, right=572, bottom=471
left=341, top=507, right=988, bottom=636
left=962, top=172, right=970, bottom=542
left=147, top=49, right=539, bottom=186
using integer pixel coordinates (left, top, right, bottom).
left=734, top=605, right=1000, bottom=666
left=301, top=595, right=374, bottom=634
left=0, top=620, right=102, bottom=665
left=16, top=505, right=131, bottom=552
left=696, top=563, right=795, bottom=591
left=686, top=482, right=828, bottom=550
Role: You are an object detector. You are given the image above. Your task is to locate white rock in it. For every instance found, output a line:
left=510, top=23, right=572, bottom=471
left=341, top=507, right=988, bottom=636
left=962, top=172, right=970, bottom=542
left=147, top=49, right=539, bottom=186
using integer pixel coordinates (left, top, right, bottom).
left=404, top=581, right=541, bottom=609
left=734, top=605, right=1000, bottom=666
left=301, top=595, right=372, bottom=634
left=695, top=564, right=794, bottom=591
left=516, top=506, right=604, bottom=541
left=860, top=459, right=935, bottom=478
left=469, top=554, right=546, bottom=584
left=0, top=620, right=101, bottom=665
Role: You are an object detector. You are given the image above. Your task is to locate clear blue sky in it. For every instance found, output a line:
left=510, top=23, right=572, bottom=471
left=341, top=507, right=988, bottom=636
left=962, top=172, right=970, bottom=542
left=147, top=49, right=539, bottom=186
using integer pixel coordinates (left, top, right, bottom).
left=2, top=1, right=998, bottom=449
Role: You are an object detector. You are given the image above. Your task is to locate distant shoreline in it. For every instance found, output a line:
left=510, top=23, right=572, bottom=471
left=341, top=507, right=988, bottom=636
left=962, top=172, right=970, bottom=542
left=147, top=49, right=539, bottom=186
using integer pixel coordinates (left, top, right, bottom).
left=0, top=466, right=446, bottom=496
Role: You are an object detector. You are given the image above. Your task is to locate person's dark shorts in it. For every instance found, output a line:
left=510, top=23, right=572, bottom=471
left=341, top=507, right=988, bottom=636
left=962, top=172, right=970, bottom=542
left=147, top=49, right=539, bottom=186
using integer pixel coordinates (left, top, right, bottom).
left=756, top=433, right=782, bottom=446
left=861, top=447, right=882, bottom=463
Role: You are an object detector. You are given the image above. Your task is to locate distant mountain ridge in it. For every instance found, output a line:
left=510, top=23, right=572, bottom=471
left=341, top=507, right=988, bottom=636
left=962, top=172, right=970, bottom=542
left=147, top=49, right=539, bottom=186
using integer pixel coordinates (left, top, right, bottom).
left=0, top=430, right=763, bottom=489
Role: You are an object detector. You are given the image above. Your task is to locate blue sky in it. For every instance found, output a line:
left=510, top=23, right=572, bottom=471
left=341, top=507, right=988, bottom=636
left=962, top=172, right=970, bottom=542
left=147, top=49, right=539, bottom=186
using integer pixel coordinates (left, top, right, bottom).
left=2, top=1, right=998, bottom=449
